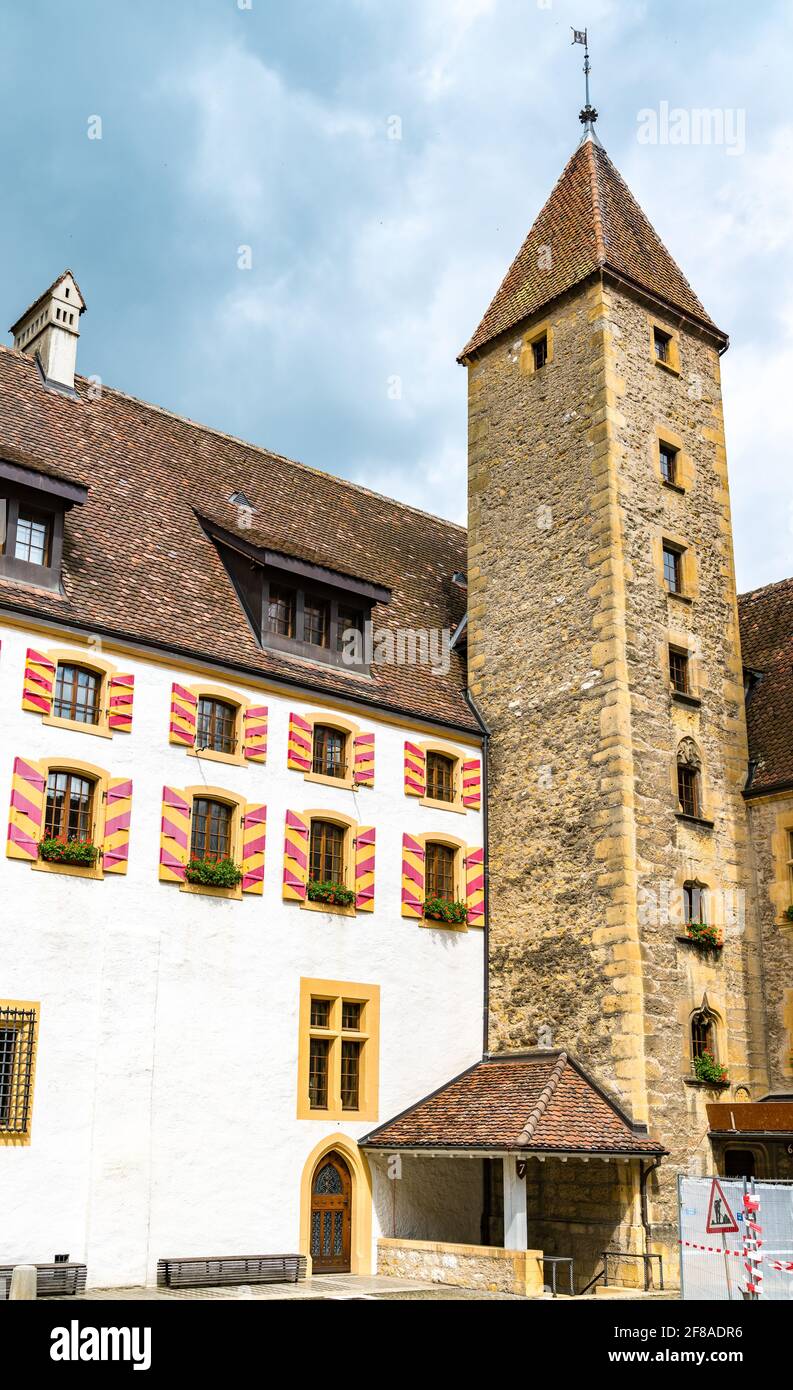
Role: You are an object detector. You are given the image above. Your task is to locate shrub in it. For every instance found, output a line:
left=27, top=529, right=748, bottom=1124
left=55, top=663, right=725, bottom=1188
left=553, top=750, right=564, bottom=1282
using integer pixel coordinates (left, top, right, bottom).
left=423, top=897, right=468, bottom=926
left=185, top=857, right=243, bottom=888
left=39, top=836, right=99, bottom=866
left=693, top=1050, right=728, bottom=1085
left=307, top=879, right=356, bottom=907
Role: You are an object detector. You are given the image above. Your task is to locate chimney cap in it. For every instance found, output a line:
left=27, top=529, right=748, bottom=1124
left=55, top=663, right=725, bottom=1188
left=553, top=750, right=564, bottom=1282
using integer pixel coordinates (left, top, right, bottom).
left=9, top=269, right=86, bottom=336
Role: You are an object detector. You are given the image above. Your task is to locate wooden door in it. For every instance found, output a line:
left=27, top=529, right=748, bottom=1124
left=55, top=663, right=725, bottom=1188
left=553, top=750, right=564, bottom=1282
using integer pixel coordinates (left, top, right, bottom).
left=310, top=1151, right=352, bottom=1273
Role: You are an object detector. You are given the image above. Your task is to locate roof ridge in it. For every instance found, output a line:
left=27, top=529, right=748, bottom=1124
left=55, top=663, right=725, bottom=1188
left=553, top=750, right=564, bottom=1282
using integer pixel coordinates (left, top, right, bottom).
left=739, top=574, right=793, bottom=602
left=515, top=1049, right=568, bottom=1146
left=0, top=343, right=466, bottom=537
left=585, top=141, right=607, bottom=265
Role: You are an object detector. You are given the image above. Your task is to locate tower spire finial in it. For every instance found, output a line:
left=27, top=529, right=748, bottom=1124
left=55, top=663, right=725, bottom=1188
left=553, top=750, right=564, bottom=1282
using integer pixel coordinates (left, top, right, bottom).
left=571, top=28, right=598, bottom=135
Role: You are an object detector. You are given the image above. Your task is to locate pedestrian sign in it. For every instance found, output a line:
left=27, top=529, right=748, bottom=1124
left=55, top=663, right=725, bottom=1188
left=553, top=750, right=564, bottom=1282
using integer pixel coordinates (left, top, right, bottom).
left=706, top=1177, right=739, bottom=1234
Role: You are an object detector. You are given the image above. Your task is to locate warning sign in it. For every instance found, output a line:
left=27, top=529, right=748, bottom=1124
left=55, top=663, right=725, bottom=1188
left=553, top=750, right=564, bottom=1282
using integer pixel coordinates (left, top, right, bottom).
left=706, top=1177, right=739, bottom=1234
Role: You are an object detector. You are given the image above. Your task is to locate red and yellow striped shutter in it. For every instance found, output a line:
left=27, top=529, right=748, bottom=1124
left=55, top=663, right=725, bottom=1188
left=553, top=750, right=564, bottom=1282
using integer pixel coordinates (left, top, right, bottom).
left=160, top=785, right=190, bottom=882
left=404, top=742, right=426, bottom=797
left=241, top=802, right=266, bottom=894
left=283, top=809, right=310, bottom=900
left=243, top=705, right=268, bottom=763
left=353, top=732, right=375, bottom=787
left=465, top=846, right=485, bottom=927
left=169, top=684, right=197, bottom=747
left=401, top=832, right=425, bottom=918
left=287, top=712, right=312, bottom=771
left=22, top=649, right=56, bottom=716
left=354, top=826, right=375, bottom=911
left=108, top=674, right=135, bottom=733
left=103, top=778, right=133, bottom=874
left=7, top=757, right=46, bottom=860
left=462, top=758, right=482, bottom=811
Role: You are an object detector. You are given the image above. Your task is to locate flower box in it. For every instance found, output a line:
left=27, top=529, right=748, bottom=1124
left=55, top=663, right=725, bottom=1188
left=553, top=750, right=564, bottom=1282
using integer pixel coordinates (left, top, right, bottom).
left=38, top=837, right=99, bottom=867
left=423, top=897, right=468, bottom=926
left=692, top=1050, right=729, bottom=1085
left=307, top=879, right=356, bottom=908
left=685, top=922, right=722, bottom=949
left=185, top=857, right=243, bottom=888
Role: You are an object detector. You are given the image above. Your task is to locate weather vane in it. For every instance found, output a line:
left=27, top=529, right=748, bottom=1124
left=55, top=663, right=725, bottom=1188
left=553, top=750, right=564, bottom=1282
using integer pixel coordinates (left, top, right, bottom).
left=571, top=27, right=598, bottom=131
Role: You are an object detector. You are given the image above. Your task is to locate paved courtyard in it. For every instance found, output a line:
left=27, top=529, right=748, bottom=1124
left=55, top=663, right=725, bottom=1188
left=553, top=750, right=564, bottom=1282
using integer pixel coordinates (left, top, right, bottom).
left=49, top=1274, right=676, bottom=1301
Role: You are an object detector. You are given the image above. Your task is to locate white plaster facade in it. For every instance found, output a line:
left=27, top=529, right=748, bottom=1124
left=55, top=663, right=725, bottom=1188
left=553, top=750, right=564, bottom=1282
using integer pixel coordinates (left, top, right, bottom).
left=0, top=617, right=484, bottom=1287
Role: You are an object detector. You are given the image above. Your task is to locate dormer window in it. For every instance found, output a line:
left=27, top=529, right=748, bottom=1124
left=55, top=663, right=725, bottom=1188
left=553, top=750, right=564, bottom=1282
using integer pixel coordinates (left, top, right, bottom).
left=0, top=459, right=87, bottom=592
left=268, top=584, right=296, bottom=637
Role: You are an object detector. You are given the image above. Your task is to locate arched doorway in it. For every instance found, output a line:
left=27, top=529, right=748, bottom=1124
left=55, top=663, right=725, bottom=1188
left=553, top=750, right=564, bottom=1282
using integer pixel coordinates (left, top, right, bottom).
left=310, top=1150, right=352, bottom=1273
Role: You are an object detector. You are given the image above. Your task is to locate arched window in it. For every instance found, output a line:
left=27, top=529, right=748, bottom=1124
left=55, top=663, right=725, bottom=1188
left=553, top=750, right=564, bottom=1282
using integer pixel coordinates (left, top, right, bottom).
left=44, top=769, right=95, bottom=841
left=310, top=819, right=345, bottom=884
left=312, top=724, right=347, bottom=780
left=677, top=738, right=702, bottom=818
left=691, top=1009, right=716, bottom=1063
left=684, top=881, right=707, bottom=926
left=53, top=663, right=101, bottom=724
left=190, top=798, right=232, bottom=862
left=196, top=696, right=237, bottom=755
left=426, top=751, right=456, bottom=803
left=425, top=841, right=456, bottom=900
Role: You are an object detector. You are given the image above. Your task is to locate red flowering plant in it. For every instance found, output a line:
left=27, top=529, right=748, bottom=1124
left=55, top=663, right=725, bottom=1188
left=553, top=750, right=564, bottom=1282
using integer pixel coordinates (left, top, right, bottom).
left=38, top=834, right=99, bottom=866
left=692, top=1050, right=728, bottom=1085
left=685, top=921, right=723, bottom=949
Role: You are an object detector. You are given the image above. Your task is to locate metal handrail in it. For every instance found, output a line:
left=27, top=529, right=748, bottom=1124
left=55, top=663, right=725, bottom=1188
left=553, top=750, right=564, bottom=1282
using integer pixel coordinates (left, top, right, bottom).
left=601, top=1249, right=664, bottom=1292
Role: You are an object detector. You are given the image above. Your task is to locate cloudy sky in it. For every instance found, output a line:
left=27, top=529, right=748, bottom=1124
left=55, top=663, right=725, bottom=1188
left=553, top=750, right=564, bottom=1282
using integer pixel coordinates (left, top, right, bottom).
left=2, top=0, right=791, bottom=592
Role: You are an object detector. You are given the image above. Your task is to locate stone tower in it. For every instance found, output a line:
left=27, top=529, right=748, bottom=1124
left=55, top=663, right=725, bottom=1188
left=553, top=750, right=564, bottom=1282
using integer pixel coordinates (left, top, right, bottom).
left=462, top=130, right=768, bottom=1259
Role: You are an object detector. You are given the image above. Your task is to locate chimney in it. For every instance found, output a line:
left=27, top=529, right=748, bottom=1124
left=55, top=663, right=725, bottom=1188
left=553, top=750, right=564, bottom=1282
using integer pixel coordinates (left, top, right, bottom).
left=9, top=270, right=86, bottom=394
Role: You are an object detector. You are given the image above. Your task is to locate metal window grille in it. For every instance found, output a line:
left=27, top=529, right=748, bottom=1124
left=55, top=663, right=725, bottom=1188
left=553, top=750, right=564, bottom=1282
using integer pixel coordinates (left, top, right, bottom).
left=44, top=771, right=94, bottom=841
left=53, top=664, right=101, bottom=724
left=191, top=798, right=232, bottom=861
left=340, top=1040, right=360, bottom=1110
left=312, top=725, right=346, bottom=779
left=304, top=597, right=330, bottom=648
left=663, top=546, right=682, bottom=593
left=0, top=1009, right=36, bottom=1134
left=659, top=444, right=678, bottom=484
left=677, top=765, right=700, bottom=818
left=196, top=697, right=237, bottom=754
left=426, top=842, right=456, bottom=900
left=669, top=647, right=689, bottom=693
left=426, top=752, right=455, bottom=802
left=267, top=585, right=296, bottom=637
left=308, top=1038, right=329, bottom=1109
left=309, top=820, right=344, bottom=882
left=14, top=510, right=50, bottom=565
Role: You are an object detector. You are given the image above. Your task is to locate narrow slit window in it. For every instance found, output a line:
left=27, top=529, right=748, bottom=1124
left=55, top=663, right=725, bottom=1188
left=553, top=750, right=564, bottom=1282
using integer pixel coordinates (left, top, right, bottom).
left=659, top=442, right=678, bottom=485
left=532, top=334, right=548, bottom=370
left=663, top=544, right=682, bottom=594
left=654, top=327, right=672, bottom=364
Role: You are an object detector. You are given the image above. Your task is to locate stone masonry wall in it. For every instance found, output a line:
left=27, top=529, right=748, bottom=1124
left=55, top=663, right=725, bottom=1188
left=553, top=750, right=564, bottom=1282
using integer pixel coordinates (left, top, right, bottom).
left=746, top=792, right=793, bottom=1091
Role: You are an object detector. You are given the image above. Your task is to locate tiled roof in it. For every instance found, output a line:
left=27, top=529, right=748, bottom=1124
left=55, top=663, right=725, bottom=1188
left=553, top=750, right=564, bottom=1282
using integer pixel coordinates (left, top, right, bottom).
left=0, top=346, right=476, bottom=733
left=739, top=576, right=793, bottom=794
left=359, top=1052, right=666, bottom=1155
left=460, top=137, right=725, bottom=359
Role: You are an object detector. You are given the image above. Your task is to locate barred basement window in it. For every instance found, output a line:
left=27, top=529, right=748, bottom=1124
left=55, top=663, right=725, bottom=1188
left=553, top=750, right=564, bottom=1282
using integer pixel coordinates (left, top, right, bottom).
left=669, top=646, right=690, bottom=694
left=425, top=841, right=456, bottom=899
left=53, top=664, right=101, bottom=724
left=312, top=725, right=347, bottom=780
left=196, top=697, right=237, bottom=755
left=0, top=1007, right=36, bottom=1135
left=426, top=751, right=455, bottom=803
left=191, top=798, right=232, bottom=861
left=310, top=819, right=345, bottom=883
left=44, top=770, right=95, bottom=840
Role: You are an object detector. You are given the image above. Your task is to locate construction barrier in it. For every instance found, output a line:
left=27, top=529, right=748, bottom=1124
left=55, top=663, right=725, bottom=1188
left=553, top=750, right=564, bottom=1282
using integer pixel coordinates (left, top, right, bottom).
left=678, top=1175, right=793, bottom=1301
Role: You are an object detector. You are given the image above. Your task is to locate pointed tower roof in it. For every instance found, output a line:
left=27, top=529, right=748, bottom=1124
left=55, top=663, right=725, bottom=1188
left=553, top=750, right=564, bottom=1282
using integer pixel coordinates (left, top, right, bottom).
left=460, top=137, right=726, bottom=360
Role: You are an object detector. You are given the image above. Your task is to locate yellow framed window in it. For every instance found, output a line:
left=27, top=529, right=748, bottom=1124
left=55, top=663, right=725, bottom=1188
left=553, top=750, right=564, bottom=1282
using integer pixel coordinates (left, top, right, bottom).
left=0, top=1002, right=38, bottom=1144
left=298, top=980, right=379, bottom=1121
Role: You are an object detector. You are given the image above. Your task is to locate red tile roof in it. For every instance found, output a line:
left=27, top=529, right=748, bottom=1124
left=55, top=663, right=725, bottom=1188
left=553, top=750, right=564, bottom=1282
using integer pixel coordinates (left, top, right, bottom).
left=739, top=576, right=793, bottom=794
left=359, top=1052, right=666, bottom=1155
left=0, top=346, right=476, bottom=733
left=460, top=137, right=726, bottom=360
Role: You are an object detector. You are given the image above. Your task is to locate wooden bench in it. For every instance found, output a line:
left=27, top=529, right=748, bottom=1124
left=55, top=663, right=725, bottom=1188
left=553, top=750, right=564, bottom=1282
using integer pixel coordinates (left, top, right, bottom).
left=0, top=1262, right=87, bottom=1298
left=157, top=1255, right=307, bottom=1289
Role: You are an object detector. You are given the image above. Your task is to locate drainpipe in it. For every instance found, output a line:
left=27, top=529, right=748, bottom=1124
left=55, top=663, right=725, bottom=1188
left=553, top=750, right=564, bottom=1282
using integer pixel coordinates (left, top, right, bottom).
left=640, top=1157, right=663, bottom=1263
left=465, top=687, right=491, bottom=1058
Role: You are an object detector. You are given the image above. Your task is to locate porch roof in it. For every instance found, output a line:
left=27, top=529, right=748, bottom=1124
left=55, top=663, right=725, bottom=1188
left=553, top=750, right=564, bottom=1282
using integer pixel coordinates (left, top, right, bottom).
left=359, top=1051, right=666, bottom=1157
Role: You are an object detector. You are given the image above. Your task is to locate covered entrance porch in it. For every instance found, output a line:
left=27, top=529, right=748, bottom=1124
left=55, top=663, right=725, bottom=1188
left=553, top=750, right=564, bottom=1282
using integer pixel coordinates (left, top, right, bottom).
left=360, top=1050, right=667, bottom=1296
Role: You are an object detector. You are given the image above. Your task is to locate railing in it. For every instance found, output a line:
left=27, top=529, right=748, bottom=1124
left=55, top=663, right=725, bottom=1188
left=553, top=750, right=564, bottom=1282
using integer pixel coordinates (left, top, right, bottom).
left=601, top=1249, right=664, bottom=1292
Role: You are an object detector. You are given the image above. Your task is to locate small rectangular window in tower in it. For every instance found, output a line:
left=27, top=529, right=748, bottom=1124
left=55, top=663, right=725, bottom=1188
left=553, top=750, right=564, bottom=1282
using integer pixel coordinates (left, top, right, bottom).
left=677, top=764, right=700, bottom=819
left=663, top=544, right=682, bottom=594
left=669, top=646, right=690, bottom=694
left=659, top=442, right=679, bottom=485
left=654, top=327, right=672, bottom=364
left=532, top=334, right=548, bottom=371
